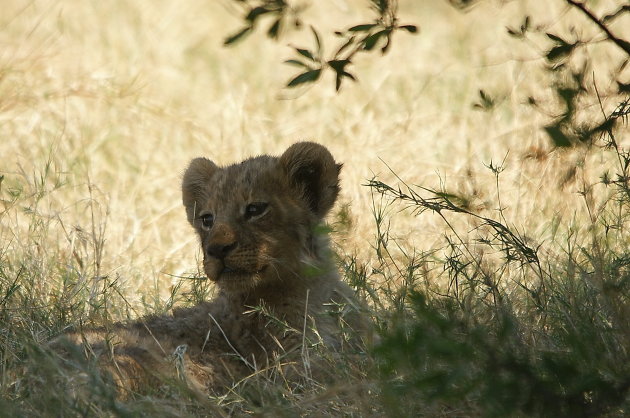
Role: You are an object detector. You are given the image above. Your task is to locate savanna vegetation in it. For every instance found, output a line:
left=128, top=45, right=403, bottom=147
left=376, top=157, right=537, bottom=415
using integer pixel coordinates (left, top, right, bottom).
left=1, top=0, right=629, bottom=416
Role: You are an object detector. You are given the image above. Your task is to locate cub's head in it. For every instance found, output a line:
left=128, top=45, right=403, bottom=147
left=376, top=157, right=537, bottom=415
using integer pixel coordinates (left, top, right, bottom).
left=182, top=142, right=341, bottom=293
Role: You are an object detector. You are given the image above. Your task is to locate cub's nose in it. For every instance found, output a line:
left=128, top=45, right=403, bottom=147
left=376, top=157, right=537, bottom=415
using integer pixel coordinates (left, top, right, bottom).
left=206, top=241, right=238, bottom=260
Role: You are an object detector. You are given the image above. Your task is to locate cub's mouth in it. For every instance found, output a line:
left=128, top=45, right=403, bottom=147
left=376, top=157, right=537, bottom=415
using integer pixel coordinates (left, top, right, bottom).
left=208, top=265, right=267, bottom=281
left=203, top=258, right=268, bottom=282
left=220, top=265, right=267, bottom=277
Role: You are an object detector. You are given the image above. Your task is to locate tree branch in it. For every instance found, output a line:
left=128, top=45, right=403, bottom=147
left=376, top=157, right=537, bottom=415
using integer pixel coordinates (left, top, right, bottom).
left=565, top=0, right=630, bottom=56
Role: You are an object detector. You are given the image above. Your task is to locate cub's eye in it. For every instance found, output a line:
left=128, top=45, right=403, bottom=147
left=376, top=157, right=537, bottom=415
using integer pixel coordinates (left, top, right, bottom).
left=245, top=202, right=269, bottom=219
left=199, top=213, right=214, bottom=229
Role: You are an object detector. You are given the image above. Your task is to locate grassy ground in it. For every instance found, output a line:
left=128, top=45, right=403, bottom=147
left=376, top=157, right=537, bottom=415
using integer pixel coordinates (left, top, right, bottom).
left=1, top=0, right=630, bottom=416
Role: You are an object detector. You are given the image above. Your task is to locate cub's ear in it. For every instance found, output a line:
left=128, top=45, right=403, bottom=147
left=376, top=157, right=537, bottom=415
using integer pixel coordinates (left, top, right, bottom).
left=280, top=142, right=342, bottom=219
left=182, top=157, right=218, bottom=225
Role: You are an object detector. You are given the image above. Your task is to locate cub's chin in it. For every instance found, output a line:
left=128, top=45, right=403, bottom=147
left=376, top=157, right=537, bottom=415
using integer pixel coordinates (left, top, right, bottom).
left=203, top=260, right=270, bottom=292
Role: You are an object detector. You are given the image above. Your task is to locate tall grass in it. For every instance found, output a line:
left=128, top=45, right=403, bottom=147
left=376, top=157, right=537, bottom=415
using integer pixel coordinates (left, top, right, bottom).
left=2, top=0, right=630, bottom=416
left=367, top=146, right=630, bottom=416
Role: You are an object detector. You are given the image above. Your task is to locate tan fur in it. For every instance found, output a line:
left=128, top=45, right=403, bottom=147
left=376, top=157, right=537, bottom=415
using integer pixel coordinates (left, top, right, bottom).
left=55, top=142, right=366, bottom=398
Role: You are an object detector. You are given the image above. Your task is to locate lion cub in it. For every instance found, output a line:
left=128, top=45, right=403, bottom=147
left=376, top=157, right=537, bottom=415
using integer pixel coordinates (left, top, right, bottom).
left=56, top=142, right=366, bottom=397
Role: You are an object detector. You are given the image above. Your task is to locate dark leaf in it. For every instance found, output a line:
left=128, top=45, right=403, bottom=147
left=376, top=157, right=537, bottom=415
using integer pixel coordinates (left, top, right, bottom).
left=522, top=16, right=530, bottom=32
left=343, top=71, right=356, bottom=81
left=364, top=29, right=388, bottom=51
left=245, top=6, right=270, bottom=23
left=296, top=48, right=316, bottom=61
left=328, top=59, right=351, bottom=73
left=311, top=26, right=322, bottom=54
left=335, top=36, right=356, bottom=57
left=546, top=43, right=577, bottom=62
left=506, top=27, right=521, bottom=38
left=224, top=26, right=252, bottom=45
left=618, top=81, right=630, bottom=94
left=349, top=23, right=378, bottom=32
left=330, top=59, right=355, bottom=91
left=473, top=89, right=495, bottom=110
left=545, top=124, right=572, bottom=147
left=287, top=69, right=321, bottom=88
left=546, top=32, right=567, bottom=45
left=284, top=59, right=309, bottom=68
left=335, top=71, right=357, bottom=92
left=400, top=25, right=418, bottom=33
left=618, top=39, right=630, bottom=56
left=267, top=19, right=281, bottom=39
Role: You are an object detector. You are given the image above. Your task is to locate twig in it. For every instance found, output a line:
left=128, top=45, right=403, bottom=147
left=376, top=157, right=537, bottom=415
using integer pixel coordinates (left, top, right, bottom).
left=565, top=0, right=630, bottom=56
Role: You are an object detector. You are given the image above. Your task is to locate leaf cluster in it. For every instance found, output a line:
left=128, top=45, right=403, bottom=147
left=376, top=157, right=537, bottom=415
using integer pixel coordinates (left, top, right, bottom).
left=224, top=0, right=417, bottom=91
left=285, top=0, right=417, bottom=91
left=504, top=1, right=630, bottom=148
left=224, top=0, right=300, bottom=45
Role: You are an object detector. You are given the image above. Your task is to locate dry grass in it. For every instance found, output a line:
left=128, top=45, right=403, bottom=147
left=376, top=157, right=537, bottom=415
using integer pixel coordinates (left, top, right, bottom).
left=1, top=0, right=626, bottom=284
left=1, top=0, right=629, bottom=415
